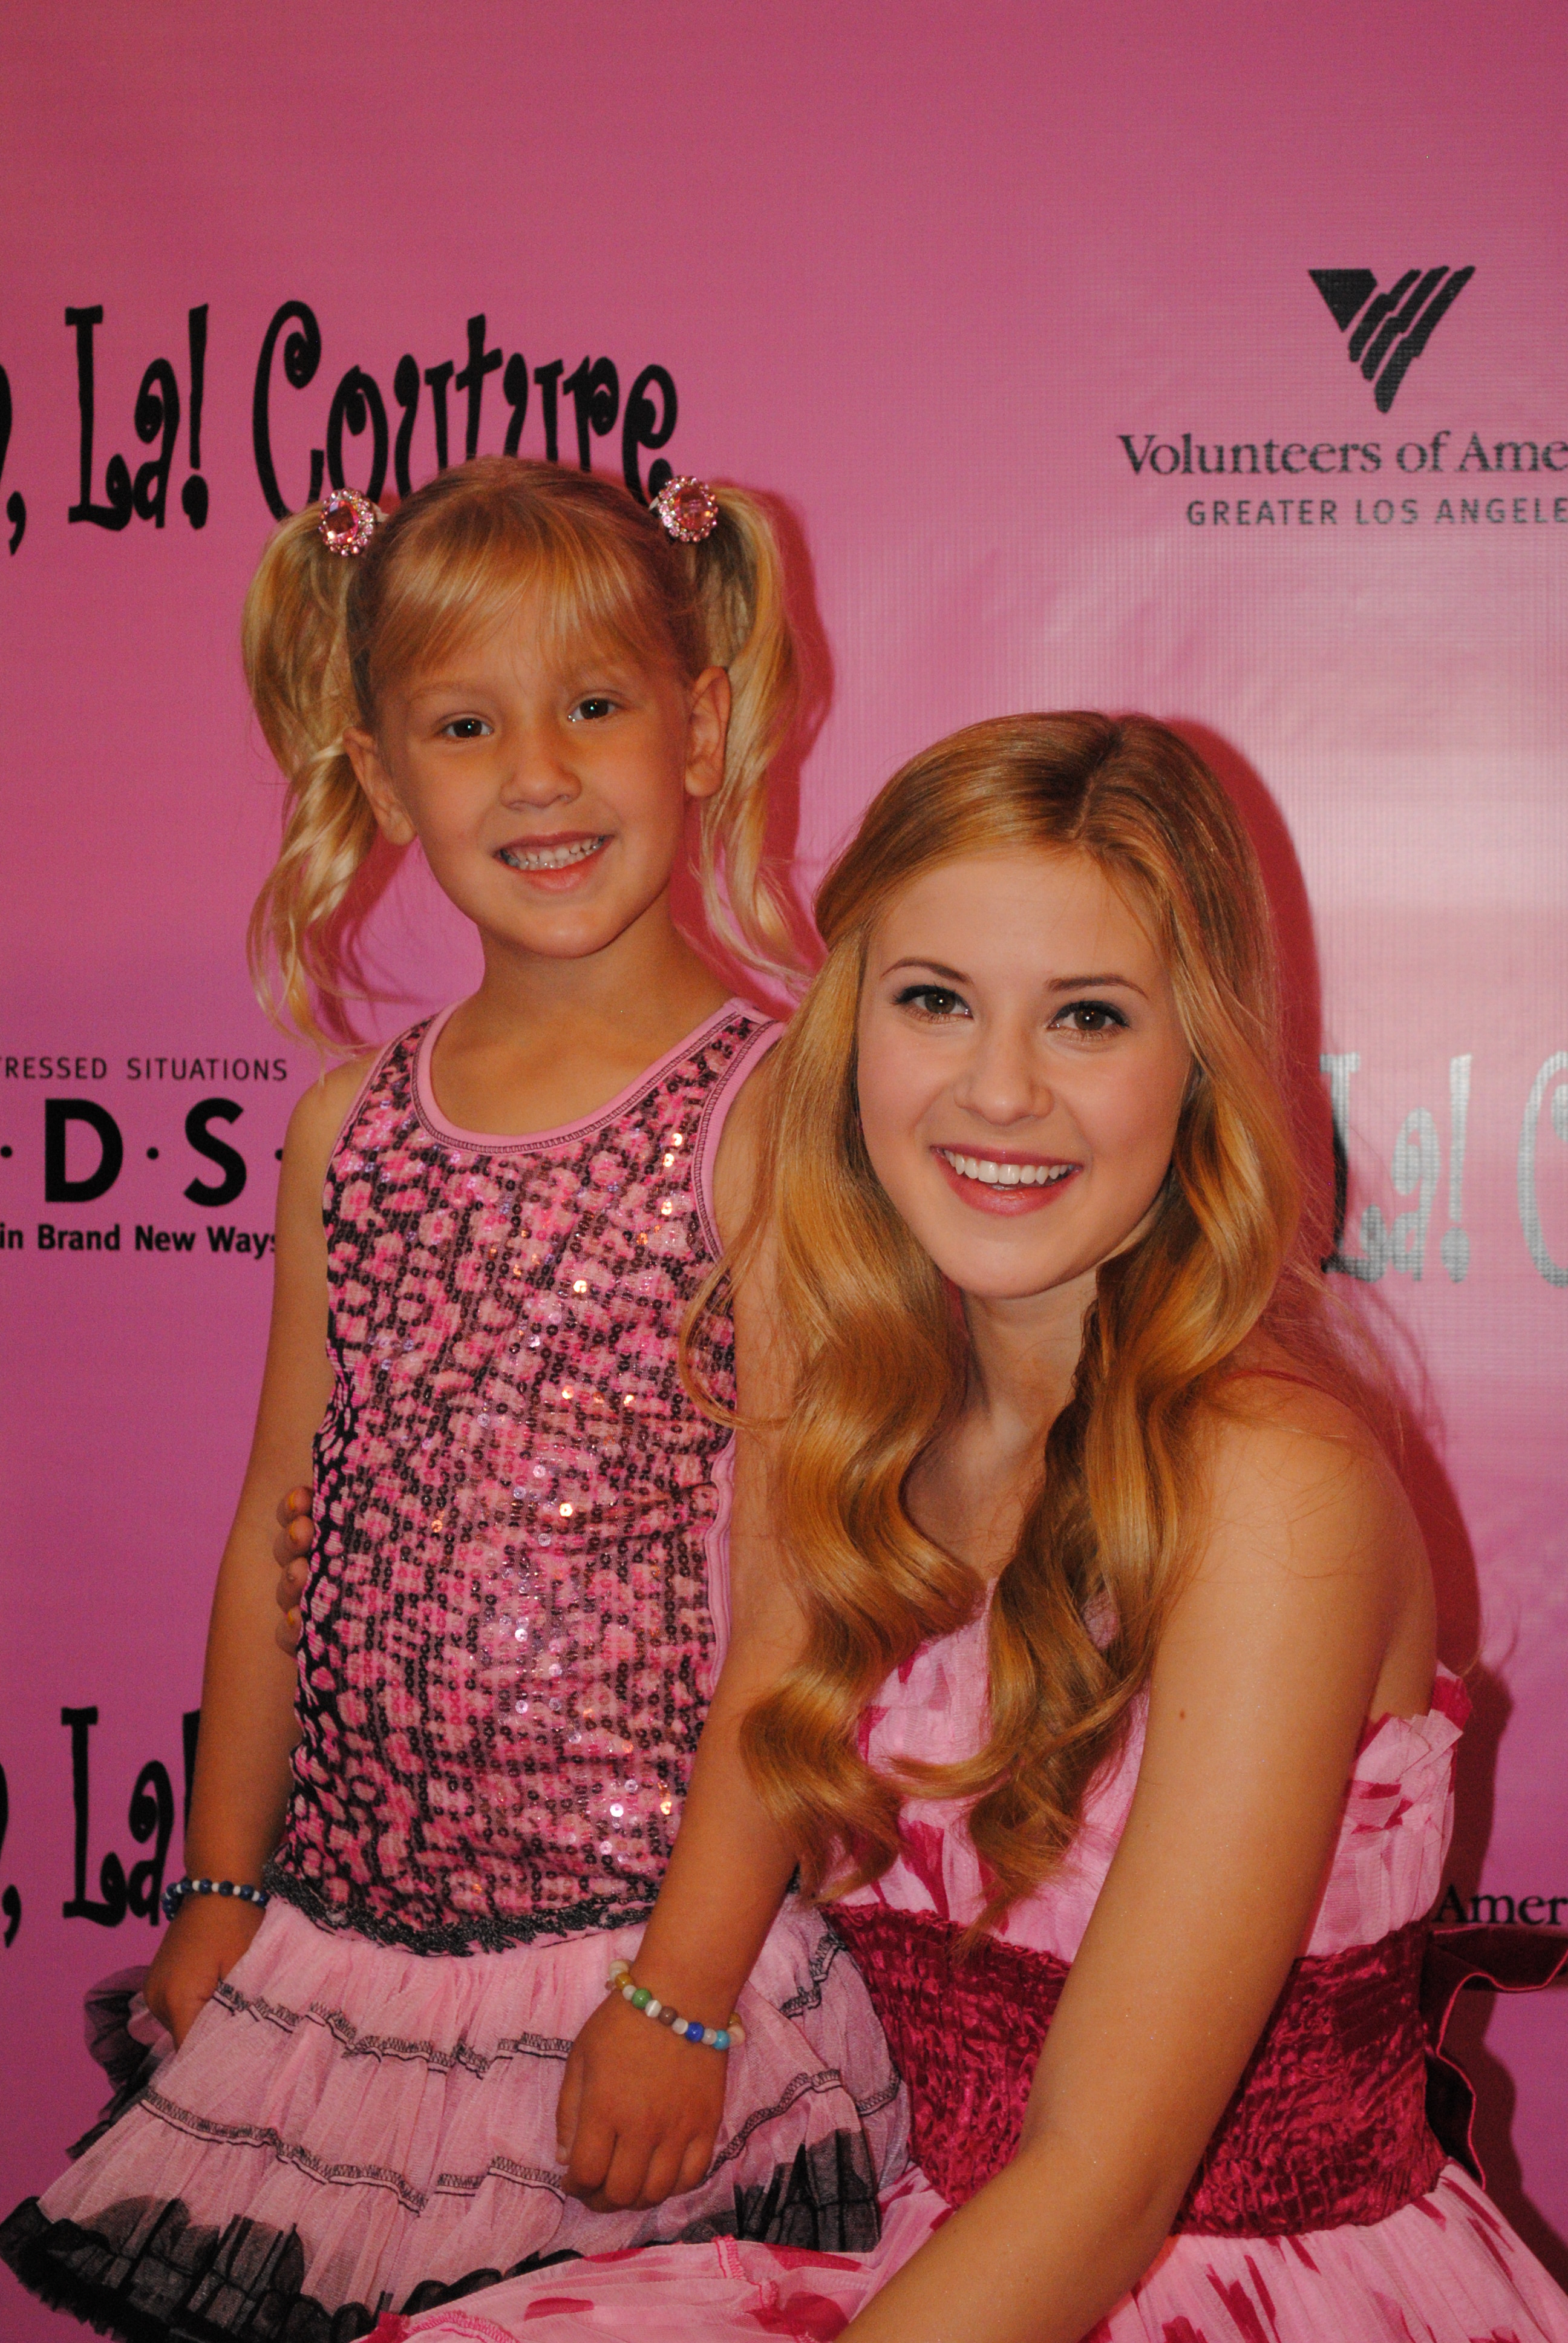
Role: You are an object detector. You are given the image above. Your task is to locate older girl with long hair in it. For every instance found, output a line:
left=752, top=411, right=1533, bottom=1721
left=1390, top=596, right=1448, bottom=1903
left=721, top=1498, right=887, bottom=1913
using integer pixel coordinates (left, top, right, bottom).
left=394, top=713, right=1568, bottom=2342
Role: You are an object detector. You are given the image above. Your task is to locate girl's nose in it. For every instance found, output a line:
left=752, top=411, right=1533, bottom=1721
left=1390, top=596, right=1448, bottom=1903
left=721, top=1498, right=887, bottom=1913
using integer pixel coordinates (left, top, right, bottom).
left=498, top=726, right=581, bottom=808
left=952, top=1019, right=1051, bottom=1128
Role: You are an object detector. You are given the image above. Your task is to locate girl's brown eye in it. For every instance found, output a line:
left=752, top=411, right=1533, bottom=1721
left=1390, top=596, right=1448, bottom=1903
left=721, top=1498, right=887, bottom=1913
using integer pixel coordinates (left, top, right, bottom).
left=894, top=985, right=967, bottom=1019
left=1056, top=1000, right=1126, bottom=1035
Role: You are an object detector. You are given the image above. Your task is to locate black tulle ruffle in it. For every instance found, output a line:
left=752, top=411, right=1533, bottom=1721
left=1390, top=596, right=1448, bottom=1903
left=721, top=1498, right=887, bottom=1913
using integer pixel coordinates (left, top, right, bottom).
left=0, top=2124, right=880, bottom=2342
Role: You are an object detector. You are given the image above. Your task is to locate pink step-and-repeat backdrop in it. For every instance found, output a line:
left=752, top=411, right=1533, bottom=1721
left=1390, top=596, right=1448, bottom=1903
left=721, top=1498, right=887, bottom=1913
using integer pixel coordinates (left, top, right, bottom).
left=2, top=3, right=1564, bottom=2325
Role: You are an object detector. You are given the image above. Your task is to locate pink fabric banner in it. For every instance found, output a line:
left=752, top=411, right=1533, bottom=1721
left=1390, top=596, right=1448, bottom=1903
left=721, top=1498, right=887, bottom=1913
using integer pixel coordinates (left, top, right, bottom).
left=1, top=4, right=1564, bottom=2329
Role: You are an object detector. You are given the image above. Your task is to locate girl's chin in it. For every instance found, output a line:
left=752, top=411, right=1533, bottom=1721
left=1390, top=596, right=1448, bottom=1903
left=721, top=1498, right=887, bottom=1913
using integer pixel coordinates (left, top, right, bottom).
left=912, top=1225, right=1091, bottom=1301
left=950, top=1263, right=1097, bottom=1306
left=913, top=1205, right=1127, bottom=1304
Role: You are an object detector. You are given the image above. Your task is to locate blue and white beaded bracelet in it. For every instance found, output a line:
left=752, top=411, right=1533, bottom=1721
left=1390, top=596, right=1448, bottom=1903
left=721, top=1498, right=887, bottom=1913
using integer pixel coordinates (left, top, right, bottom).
left=161, top=1875, right=270, bottom=1924
left=606, top=1957, right=744, bottom=2052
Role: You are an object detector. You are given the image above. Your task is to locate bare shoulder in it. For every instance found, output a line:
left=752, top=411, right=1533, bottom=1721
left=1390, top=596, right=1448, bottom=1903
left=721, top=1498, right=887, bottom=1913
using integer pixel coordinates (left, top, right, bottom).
left=1196, top=1375, right=1422, bottom=1588
left=1153, top=1373, right=1436, bottom=1754
left=709, top=1040, right=779, bottom=1251
left=281, top=1054, right=377, bottom=1188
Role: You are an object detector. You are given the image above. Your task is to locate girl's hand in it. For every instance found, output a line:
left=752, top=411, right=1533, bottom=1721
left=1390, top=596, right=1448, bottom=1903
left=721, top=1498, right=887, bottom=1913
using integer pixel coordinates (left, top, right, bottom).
left=143, top=1893, right=266, bottom=2047
left=556, top=1989, right=727, bottom=2211
left=273, top=1483, right=315, bottom=1654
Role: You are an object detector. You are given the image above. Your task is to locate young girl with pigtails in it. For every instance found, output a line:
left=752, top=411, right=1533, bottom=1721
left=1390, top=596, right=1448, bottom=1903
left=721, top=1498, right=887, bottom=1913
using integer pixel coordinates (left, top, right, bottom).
left=0, top=459, right=902, bottom=2339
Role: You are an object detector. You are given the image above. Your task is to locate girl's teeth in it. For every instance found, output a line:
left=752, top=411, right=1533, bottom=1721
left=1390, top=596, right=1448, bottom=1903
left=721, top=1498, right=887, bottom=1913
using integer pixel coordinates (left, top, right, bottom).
left=500, top=837, right=603, bottom=871
left=942, top=1151, right=1071, bottom=1188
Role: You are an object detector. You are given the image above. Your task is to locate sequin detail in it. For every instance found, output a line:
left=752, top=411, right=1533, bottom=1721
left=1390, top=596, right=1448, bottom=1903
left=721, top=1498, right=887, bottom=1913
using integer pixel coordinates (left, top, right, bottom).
left=270, top=1004, right=770, bottom=1953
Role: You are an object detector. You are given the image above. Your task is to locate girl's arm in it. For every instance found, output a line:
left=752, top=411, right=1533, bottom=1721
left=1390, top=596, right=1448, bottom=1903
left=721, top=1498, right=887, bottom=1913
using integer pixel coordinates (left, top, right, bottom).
left=142, top=1063, right=362, bottom=2045
left=841, top=1389, right=1435, bottom=2343
left=557, top=1059, right=805, bottom=2210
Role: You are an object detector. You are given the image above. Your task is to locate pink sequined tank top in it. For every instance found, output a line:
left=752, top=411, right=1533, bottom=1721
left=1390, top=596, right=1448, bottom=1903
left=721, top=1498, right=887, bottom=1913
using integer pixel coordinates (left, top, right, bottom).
left=268, top=999, right=777, bottom=1955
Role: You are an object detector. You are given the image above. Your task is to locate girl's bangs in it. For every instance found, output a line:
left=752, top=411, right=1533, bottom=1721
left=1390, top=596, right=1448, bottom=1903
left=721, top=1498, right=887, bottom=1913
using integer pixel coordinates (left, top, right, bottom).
left=362, top=499, right=679, bottom=712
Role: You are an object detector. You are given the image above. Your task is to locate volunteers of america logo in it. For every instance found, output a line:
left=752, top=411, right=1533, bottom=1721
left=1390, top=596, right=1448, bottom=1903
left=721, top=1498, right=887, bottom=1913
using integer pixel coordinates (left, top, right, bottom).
left=1309, top=268, right=1474, bottom=412
left=1117, top=259, right=1561, bottom=530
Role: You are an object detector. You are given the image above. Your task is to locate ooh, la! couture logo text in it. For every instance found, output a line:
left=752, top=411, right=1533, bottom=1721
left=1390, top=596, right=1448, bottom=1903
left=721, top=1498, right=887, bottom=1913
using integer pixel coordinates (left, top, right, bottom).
left=0, top=301, right=682, bottom=557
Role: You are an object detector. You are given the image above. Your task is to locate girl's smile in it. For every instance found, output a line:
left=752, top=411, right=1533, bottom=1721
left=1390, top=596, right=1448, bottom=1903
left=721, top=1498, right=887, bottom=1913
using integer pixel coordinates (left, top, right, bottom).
left=495, top=829, right=611, bottom=885
left=932, top=1147, right=1081, bottom=1211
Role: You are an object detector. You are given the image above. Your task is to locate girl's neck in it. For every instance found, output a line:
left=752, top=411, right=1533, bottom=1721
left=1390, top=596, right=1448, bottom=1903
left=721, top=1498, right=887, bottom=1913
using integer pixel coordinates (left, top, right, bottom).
left=909, top=1274, right=1096, bottom=1583
left=432, top=899, right=732, bottom=1139
left=961, top=1271, right=1096, bottom=1448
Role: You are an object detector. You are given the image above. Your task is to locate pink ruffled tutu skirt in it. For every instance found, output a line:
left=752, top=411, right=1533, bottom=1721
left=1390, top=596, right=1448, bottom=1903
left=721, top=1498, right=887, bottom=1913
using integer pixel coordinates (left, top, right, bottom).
left=0, top=1898, right=905, bottom=2340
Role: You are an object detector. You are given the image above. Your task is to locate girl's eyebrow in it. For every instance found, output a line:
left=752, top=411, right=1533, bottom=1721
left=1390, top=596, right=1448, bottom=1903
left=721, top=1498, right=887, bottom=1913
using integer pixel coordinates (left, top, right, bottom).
left=884, top=957, right=969, bottom=981
left=883, top=957, right=1148, bottom=1001
left=405, top=658, right=642, bottom=706
left=1046, top=972, right=1148, bottom=997
left=403, top=676, right=488, bottom=704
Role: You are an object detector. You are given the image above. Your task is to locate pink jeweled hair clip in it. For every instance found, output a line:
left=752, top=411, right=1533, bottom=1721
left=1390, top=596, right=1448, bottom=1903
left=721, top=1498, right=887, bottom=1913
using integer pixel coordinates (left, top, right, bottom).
left=650, top=475, right=719, bottom=543
left=318, top=487, right=380, bottom=557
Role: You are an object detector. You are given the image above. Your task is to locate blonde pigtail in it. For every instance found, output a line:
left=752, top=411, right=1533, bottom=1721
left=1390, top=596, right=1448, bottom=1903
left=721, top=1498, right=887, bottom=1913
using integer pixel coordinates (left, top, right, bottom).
left=685, top=487, right=805, bottom=994
left=242, top=507, right=379, bottom=1048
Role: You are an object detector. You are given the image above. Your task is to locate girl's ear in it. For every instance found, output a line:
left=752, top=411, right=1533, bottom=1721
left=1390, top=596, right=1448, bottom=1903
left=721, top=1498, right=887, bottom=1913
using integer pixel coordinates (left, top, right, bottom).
left=345, top=727, right=417, bottom=846
left=683, top=666, right=732, bottom=804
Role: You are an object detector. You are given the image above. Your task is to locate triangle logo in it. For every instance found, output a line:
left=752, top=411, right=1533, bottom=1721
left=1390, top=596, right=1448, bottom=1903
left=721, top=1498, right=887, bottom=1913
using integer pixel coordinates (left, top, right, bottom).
left=1310, top=270, right=1378, bottom=331
left=1309, top=267, right=1474, bottom=411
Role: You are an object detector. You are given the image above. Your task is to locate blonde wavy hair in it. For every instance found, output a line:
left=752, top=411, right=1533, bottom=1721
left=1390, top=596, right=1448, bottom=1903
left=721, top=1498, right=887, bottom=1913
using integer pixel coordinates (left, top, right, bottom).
left=242, top=457, right=802, bottom=1043
left=735, top=713, right=1371, bottom=1929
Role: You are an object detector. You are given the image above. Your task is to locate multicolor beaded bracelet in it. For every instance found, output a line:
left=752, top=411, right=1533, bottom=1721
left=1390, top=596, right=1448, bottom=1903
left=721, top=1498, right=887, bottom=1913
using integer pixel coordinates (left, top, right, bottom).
left=606, top=1957, right=745, bottom=2052
left=161, top=1876, right=270, bottom=1924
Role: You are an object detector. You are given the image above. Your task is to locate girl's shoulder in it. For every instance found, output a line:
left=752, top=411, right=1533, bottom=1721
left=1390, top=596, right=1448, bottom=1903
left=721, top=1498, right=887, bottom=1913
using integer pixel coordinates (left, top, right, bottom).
left=708, top=1013, right=782, bottom=1250
left=1210, top=1329, right=1392, bottom=1470
left=1213, top=1366, right=1377, bottom=1455
left=1194, top=1359, right=1422, bottom=1606
left=282, top=1048, right=383, bottom=1183
left=287, top=1008, right=453, bottom=1164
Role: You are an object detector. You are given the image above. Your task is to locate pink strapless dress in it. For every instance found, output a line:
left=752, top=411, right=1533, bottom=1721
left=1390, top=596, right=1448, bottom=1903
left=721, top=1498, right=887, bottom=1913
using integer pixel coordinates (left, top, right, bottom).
left=387, top=1609, right=1568, bottom=2342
